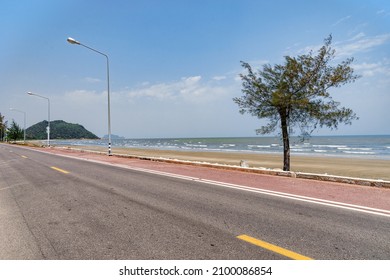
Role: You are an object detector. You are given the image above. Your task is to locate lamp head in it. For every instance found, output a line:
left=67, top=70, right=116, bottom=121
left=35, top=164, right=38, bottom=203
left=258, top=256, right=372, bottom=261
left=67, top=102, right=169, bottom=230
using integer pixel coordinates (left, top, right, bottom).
left=67, top=37, right=80, bottom=45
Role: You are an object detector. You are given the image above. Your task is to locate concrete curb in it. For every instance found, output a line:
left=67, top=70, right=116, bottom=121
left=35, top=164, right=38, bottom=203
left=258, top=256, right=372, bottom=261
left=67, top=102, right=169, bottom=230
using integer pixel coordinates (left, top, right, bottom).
left=64, top=147, right=390, bottom=189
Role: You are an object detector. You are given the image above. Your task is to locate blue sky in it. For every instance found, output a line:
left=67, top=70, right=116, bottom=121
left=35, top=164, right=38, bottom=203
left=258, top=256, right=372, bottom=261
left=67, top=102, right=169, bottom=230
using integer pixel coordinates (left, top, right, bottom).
left=1, top=0, right=389, bottom=138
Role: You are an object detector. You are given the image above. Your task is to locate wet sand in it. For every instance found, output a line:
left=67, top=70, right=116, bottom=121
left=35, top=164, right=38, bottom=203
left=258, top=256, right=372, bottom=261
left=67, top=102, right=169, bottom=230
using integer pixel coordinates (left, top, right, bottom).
left=71, top=145, right=390, bottom=181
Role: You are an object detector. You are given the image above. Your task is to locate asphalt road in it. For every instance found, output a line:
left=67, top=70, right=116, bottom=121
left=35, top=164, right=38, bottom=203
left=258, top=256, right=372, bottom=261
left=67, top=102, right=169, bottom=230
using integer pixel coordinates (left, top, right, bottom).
left=1, top=144, right=389, bottom=260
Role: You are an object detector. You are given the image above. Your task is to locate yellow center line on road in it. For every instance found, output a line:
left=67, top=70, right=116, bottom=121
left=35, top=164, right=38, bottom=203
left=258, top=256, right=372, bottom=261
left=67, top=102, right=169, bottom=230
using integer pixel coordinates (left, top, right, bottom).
left=51, top=166, right=70, bottom=174
left=21, top=155, right=28, bottom=158
left=237, top=234, right=313, bottom=260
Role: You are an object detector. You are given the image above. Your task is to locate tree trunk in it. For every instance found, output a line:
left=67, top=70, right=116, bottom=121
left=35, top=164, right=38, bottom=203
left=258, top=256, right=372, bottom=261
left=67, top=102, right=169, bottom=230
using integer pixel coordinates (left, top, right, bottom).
left=280, top=113, right=290, bottom=171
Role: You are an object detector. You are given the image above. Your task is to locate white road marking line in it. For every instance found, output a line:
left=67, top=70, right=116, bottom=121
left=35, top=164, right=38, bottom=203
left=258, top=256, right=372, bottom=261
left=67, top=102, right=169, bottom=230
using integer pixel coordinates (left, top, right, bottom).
left=5, top=145, right=390, bottom=217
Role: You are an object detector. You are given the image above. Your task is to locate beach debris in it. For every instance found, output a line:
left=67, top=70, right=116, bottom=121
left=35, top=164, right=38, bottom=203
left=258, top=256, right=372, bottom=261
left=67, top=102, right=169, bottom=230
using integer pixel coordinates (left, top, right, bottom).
left=240, top=160, right=249, bottom=167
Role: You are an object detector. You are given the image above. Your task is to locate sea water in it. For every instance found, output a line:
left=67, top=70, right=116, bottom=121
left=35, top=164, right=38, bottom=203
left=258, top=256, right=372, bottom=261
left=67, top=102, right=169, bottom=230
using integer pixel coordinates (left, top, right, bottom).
left=51, top=135, right=390, bottom=160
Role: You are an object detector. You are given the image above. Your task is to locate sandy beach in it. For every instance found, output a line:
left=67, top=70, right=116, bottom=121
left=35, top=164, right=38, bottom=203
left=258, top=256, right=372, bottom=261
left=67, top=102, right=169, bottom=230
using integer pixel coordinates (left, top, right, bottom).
left=68, top=145, right=390, bottom=181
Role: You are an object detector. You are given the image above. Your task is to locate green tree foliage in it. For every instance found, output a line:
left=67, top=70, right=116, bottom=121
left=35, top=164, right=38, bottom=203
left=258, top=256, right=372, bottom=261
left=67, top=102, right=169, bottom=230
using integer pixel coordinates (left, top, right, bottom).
left=26, top=120, right=99, bottom=140
left=7, top=120, right=24, bottom=141
left=0, top=113, right=7, bottom=141
left=234, top=35, right=359, bottom=171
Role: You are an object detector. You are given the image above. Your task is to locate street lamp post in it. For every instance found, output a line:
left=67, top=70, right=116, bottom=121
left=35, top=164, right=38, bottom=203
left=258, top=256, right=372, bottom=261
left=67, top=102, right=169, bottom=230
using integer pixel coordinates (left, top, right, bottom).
left=27, top=92, right=50, bottom=147
left=67, top=37, right=112, bottom=156
left=9, top=108, right=26, bottom=143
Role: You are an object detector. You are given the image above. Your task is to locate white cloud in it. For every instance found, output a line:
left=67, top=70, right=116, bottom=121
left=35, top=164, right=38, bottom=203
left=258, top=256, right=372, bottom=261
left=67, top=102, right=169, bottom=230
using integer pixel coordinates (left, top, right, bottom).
left=350, top=32, right=365, bottom=41
left=124, top=75, right=234, bottom=103
left=63, top=90, right=105, bottom=103
left=184, top=76, right=202, bottom=83
left=212, top=75, right=227, bottom=81
left=298, top=33, right=390, bottom=58
left=83, top=77, right=101, bottom=83
left=335, top=33, right=390, bottom=56
left=377, top=9, right=390, bottom=17
left=234, top=74, right=242, bottom=82
left=332, top=15, right=352, bottom=26
left=354, top=61, right=390, bottom=77
left=246, top=59, right=270, bottom=68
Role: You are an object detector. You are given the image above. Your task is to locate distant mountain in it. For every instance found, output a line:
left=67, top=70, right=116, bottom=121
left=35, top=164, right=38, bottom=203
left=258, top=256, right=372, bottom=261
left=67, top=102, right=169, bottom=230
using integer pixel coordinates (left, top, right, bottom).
left=26, top=120, right=99, bottom=140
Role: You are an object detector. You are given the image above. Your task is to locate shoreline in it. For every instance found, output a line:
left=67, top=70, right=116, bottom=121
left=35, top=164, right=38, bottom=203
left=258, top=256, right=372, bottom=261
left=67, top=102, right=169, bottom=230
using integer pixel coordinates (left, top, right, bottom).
left=44, top=135, right=390, bottom=161
left=64, top=144, right=390, bottom=181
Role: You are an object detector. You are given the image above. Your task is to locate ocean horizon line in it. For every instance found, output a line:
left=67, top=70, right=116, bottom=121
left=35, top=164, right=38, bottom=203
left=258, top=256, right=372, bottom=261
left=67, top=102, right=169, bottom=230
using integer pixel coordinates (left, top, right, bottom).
left=102, top=134, right=390, bottom=140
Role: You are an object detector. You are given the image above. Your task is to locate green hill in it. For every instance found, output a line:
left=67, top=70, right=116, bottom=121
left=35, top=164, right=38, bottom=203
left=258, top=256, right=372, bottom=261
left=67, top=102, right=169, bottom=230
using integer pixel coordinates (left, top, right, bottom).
left=26, top=120, right=99, bottom=140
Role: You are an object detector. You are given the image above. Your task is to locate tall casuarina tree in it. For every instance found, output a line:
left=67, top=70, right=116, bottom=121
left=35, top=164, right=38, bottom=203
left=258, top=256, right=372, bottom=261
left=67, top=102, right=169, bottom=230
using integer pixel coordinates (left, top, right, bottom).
left=234, top=35, right=359, bottom=171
